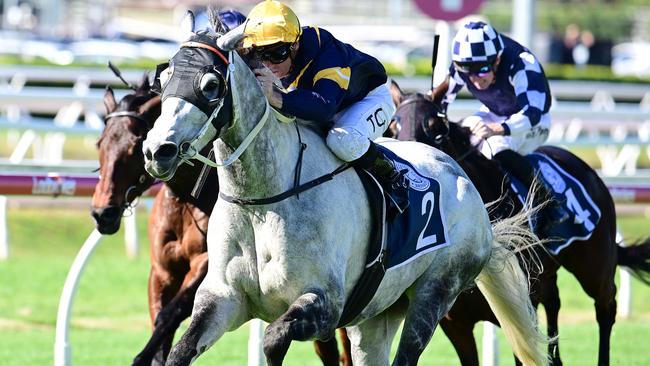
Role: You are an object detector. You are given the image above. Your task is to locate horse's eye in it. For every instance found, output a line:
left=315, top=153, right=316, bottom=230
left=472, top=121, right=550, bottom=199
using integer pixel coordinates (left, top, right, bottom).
left=200, top=73, right=222, bottom=101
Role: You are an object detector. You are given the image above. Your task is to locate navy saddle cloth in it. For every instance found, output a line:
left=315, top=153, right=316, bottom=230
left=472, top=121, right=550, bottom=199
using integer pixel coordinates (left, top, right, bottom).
left=378, top=146, right=450, bottom=270
left=508, top=152, right=602, bottom=254
left=338, top=146, right=450, bottom=326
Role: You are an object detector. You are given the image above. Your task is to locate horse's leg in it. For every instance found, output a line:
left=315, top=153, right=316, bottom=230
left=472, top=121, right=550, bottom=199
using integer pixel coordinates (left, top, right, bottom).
left=539, top=272, right=562, bottom=366
left=133, top=253, right=209, bottom=366
left=134, top=265, right=180, bottom=366
left=440, top=288, right=498, bottom=366
left=263, top=290, right=338, bottom=366
left=337, top=328, right=353, bottom=366
left=346, top=305, right=404, bottom=365
left=392, top=276, right=466, bottom=366
left=439, top=317, right=480, bottom=366
left=313, top=337, right=341, bottom=366
left=561, top=245, right=617, bottom=366
left=166, top=282, right=247, bottom=366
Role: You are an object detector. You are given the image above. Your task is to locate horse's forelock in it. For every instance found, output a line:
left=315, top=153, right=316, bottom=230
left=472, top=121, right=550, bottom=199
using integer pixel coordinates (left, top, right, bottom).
left=207, top=6, right=228, bottom=35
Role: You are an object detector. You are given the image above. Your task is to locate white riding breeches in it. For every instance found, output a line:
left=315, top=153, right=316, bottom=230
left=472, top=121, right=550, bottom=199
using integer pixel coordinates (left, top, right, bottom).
left=326, top=81, right=396, bottom=162
left=462, top=109, right=551, bottom=159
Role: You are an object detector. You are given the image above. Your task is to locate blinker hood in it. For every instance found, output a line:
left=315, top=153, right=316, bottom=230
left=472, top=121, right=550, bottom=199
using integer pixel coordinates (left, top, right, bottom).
left=162, top=48, right=225, bottom=116
left=160, top=44, right=228, bottom=116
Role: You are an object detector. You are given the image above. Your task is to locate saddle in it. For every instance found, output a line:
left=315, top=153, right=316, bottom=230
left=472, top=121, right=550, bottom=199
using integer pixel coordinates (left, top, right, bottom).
left=338, top=146, right=450, bottom=326
left=505, top=152, right=602, bottom=254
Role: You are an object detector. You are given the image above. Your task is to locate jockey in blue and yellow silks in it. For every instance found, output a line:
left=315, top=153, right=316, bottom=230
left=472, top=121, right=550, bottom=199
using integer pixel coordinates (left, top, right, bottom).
left=238, top=0, right=409, bottom=216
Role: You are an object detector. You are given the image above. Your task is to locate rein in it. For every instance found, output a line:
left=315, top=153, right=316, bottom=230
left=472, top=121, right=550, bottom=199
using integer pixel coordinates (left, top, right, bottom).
left=177, top=50, right=272, bottom=169
left=219, top=162, right=351, bottom=205
left=172, top=46, right=351, bottom=206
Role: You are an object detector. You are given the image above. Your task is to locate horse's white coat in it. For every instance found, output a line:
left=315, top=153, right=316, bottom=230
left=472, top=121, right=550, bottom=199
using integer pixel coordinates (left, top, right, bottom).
left=143, top=47, right=546, bottom=365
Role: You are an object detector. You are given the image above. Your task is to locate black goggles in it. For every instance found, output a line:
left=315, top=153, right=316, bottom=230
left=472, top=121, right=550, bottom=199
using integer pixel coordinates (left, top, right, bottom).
left=254, top=43, right=292, bottom=64
left=453, top=61, right=495, bottom=77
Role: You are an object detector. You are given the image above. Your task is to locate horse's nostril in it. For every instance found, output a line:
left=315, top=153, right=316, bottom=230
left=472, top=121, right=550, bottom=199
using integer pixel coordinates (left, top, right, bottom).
left=154, top=143, right=179, bottom=160
left=92, top=206, right=121, bottom=223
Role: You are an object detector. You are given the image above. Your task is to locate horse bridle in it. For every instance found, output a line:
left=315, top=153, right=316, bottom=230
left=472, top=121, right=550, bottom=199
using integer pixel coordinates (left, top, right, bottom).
left=395, top=96, right=449, bottom=145
left=103, top=110, right=157, bottom=213
left=104, top=110, right=151, bottom=125
left=396, top=96, right=482, bottom=163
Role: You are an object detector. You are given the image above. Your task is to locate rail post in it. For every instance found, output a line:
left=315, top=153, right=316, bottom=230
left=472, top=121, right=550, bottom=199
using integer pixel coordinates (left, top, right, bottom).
left=54, top=229, right=103, bottom=366
left=482, top=322, right=499, bottom=366
left=248, top=319, right=266, bottom=366
left=0, top=195, right=7, bottom=260
left=617, top=231, right=632, bottom=318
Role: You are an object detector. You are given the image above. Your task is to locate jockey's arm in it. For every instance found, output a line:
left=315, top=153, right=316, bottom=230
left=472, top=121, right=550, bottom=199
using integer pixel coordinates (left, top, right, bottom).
left=280, top=35, right=353, bottom=122
left=280, top=79, right=344, bottom=123
left=427, top=76, right=450, bottom=105
left=437, top=67, right=465, bottom=113
left=501, top=52, right=548, bottom=137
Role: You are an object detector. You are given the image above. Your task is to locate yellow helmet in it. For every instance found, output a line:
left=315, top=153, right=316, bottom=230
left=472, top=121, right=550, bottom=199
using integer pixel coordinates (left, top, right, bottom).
left=242, top=0, right=302, bottom=48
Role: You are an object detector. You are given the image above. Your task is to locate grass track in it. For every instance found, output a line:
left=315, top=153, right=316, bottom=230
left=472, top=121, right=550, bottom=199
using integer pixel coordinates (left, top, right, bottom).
left=1, top=204, right=649, bottom=365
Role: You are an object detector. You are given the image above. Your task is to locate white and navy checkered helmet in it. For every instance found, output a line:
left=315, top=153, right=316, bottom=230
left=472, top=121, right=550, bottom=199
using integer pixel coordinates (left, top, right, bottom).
left=451, top=21, right=504, bottom=64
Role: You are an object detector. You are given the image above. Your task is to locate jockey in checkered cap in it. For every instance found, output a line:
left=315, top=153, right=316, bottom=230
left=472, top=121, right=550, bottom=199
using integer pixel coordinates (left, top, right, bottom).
left=431, top=21, right=568, bottom=236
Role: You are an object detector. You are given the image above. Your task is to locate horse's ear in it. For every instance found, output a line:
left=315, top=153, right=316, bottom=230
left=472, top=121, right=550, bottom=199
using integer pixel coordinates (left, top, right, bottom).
left=180, top=10, right=196, bottom=40
left=103, top=86, right=117, bottom=119
left=139, top=73, right=150, bottom=92
left=137, top=95, right=161, bottom=128
left=389, top=79, right=405, bottom=107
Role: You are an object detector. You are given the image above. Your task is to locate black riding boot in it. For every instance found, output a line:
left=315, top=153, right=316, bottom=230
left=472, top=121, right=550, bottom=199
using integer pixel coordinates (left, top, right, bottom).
left=494, top=149, right=569, bottom=235
left=355, top=142, right=410, bottom=220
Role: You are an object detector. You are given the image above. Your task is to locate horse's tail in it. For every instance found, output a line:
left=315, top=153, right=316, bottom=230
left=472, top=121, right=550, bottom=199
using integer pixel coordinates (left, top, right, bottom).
left=618, top=237, right=650, bottom=285
left=475, top=208, right=548, bottom=366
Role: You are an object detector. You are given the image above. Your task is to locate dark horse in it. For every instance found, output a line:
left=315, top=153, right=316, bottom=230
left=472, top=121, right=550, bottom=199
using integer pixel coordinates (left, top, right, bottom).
left=389, top=81, right=650, bottom=366
left=90, top=77, right=351, bottom=366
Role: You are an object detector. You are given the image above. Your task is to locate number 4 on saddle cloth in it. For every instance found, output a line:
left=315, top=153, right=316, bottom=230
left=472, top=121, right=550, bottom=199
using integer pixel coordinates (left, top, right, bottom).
left=508, top=153, right=602, bottom=254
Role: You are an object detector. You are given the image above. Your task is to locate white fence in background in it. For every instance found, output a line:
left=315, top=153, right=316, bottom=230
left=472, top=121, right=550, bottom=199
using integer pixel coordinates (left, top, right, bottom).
left=2, top=76, right=649, bottom=171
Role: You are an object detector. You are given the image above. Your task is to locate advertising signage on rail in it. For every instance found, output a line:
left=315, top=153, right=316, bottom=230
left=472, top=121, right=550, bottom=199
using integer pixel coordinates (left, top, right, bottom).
left=413, top=0, right=484, bottom=21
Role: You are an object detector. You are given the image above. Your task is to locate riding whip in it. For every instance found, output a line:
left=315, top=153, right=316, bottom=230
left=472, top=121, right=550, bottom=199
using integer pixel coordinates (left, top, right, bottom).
left=430, top=34, right=440, bottom=91
left=108, top=61, right=137, bottom=90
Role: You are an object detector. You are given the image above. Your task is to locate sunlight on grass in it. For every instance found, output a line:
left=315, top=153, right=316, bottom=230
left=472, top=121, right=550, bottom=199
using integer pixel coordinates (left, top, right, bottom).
left=1, top=205, right=649, bottom=365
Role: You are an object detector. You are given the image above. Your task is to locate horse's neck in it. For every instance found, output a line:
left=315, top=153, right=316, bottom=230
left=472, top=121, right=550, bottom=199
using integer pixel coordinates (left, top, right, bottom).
left=458, top=156, right=504, bottom=202
left=451, top=134, right=507, bottom=203
left=216, top=109, right=302, bottom=199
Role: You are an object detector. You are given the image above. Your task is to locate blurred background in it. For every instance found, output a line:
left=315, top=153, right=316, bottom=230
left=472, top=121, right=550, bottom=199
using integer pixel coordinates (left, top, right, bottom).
left=1, top=0, right=649, bottom=78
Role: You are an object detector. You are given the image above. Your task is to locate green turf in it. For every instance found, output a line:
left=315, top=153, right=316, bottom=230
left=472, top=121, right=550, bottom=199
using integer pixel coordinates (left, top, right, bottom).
left=1, top=205, right=649, bottom=365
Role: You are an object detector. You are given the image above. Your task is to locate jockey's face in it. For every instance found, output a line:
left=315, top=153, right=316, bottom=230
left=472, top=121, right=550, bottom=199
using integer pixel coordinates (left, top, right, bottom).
left=465, top=56, right=501, bottom=90
left=259, top=42, right=298, bottom=78
left=468, top=71, right=495, bottom=90
left=263, top=55, right=292, bottom=78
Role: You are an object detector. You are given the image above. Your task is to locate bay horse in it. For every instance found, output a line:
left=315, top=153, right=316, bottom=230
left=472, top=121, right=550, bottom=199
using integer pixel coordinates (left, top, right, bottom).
left=91, top=76, right=351, bottom=365
left=389, top=82, right=650, bottom=365
left=141, top=11, right=547, bottom=365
